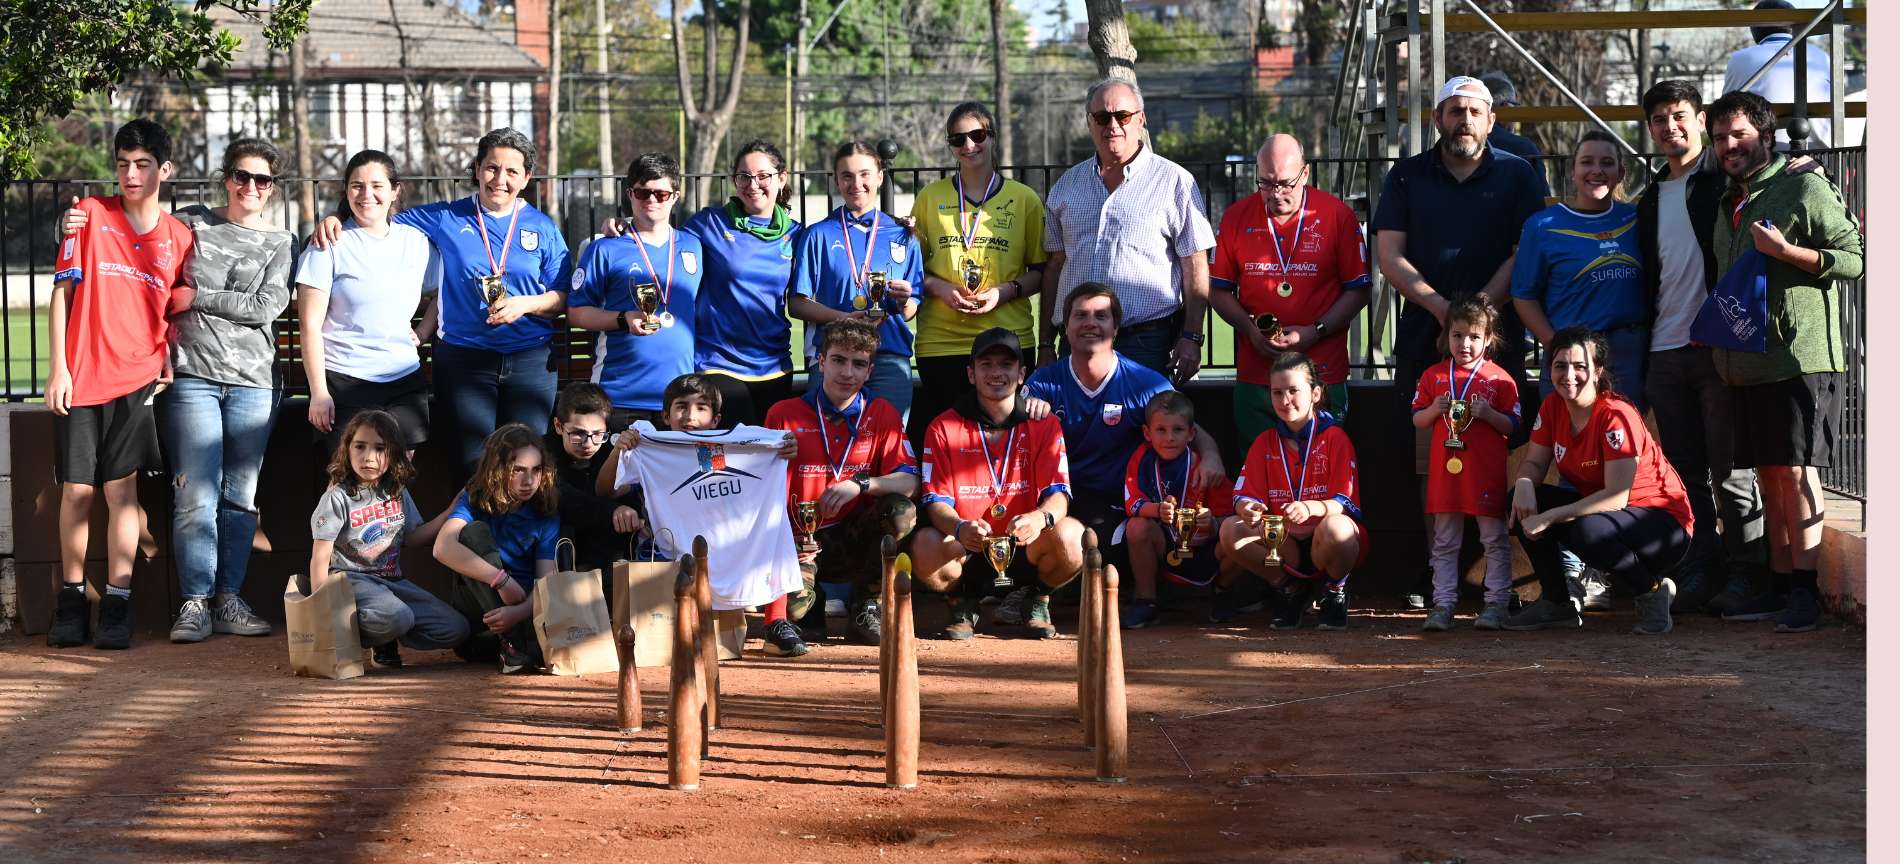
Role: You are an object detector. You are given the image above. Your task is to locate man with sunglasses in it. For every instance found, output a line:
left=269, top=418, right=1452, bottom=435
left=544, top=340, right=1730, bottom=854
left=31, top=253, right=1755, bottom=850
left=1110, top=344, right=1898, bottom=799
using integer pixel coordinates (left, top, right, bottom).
left=1041, top=79, right=1215, bottom=383
left=1209, top=134, right=1371, bottom=446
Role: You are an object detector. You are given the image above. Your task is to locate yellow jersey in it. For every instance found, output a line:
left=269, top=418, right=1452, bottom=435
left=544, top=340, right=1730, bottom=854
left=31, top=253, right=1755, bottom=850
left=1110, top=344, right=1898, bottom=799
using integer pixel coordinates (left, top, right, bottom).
left=908, top=176, right=1047, bottom=358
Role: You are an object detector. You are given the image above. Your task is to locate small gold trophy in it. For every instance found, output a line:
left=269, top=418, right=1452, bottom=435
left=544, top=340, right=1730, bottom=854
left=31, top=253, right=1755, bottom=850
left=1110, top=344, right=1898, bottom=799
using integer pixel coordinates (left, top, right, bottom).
left=865, top=270, right=889, bottom=322
left=1444, top=399, right=1472, bottom=451
left=634, top=282, right=662, bottom=333
left=1166, top=504, right=1205, bottom=566
left=1260, top=514, right=1287, bottom=568
left=961, top=257, right=984, bottom=297
left=985, top=535, right=1016, bottom=575
left=793, top=500, right=820, bottom=553
left=1255, top=312, right=1282, bottom=340
left=480, top=274, right=506, bottom=314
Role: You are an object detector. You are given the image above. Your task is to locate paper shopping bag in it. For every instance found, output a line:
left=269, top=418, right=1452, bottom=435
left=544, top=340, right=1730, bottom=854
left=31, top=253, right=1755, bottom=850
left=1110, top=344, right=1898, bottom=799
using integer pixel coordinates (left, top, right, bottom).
left=613, top=548, right=744, bottom=667
left=533, top=542, right=620, bottom=676
left=284, top=572, right=365, bottom=680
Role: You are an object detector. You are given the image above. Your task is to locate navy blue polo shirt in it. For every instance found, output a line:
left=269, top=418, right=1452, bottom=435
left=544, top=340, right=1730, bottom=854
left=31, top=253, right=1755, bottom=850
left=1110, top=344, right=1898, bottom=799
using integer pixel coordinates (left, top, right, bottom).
left=1372, top=144, right=1550, bottom=362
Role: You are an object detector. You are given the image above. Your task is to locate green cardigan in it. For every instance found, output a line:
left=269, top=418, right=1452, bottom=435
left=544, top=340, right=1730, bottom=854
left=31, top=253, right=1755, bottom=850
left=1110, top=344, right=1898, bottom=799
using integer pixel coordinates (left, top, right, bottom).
left=1710, top=154, right=1864, bottom=387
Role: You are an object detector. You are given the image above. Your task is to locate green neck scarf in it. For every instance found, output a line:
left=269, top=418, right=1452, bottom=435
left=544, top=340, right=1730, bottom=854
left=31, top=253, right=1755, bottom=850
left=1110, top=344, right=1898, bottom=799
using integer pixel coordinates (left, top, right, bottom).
left=722, top=197, right=793, bottom=241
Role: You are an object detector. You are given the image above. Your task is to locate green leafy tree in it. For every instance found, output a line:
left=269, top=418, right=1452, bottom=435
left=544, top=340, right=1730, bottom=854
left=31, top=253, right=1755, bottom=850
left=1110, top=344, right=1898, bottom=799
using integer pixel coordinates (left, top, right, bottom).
left=0, top=0, right=312, bottom=179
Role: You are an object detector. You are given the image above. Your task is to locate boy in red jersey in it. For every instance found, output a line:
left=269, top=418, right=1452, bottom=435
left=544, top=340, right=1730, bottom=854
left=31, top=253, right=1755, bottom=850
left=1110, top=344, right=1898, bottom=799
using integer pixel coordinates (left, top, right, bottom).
left=1120, top=390, right=1235, bottom=629
left=45, top=120, right=196, bottom=650
left=764, top=319, right=919, bottom=648
left=912, top=328, right=1084, bottom=640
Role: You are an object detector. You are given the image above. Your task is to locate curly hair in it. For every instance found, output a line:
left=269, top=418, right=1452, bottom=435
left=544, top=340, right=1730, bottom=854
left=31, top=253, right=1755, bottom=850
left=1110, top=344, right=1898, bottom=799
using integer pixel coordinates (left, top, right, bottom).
left=464, top=423, right=558, bottom=516
left=818, top=318, right=881, bottom=358
left=326, top=410, right=416, bottom=497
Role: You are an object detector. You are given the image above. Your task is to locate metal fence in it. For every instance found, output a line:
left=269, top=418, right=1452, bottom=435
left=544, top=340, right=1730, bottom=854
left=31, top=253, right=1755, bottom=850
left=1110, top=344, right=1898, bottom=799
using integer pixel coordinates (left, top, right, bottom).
left=0, top=149, right=1866, bottom=496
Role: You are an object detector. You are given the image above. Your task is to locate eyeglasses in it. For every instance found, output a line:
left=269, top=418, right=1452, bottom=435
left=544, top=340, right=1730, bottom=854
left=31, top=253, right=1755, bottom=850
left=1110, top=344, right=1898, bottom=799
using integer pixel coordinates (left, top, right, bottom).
left=1088, top=110, right=1142, bottom=128
left=733, top=171, right=781, bottom=186
left=509, top=465, right=547, bottom=478
left=564, top=430, right=610, bottom=444
left=630, top=187, right=677, bottom=203
left=947, top=128, right=993, bottom=147
left=1255, top=177, right=1304, bottom=191
left=230, top=169, right=275, bottom=189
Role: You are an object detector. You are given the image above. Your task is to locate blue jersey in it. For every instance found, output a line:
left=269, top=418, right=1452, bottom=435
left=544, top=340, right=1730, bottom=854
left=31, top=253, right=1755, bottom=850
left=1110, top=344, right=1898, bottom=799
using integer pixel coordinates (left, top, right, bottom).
left=448, top=491, right=560, bottom=587
left=790, top=206, right=923, bottom=360
left=396, top=197, right=570, bottom=354
left=568, top=230, right=705, bottom=411
left=683, top=206, right=798, bottom=380
left=1510, top=201, right=1645, bottom=333
left=1024, top=352, right=1175, bottom=495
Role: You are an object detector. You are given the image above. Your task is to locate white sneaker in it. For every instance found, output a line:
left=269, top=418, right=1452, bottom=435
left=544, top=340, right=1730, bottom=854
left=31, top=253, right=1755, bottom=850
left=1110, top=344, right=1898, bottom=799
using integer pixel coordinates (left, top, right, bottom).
left=1580, top=569, right=1613, bottom=612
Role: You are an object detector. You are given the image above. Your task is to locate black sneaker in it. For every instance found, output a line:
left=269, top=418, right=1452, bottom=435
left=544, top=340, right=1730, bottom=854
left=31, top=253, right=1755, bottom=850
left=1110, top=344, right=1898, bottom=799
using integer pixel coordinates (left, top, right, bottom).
left=1208, top=587, right=1238, bottom=624
left=94, top=594, right=132, bottom=650
left=1315, top=590, right=1348, bottom=631
left=373, top=641, right=404, bottom=668
left=764, top=618, right=811, bottom=657
left=47, top=586, right=90, bottom=648
left=498, top=638, right=537, bottom=674
left=1775, top=586, right=1822, bottom=633
left=1670, top=560, right=1722, bottom=615
left=1721, top=591, right=1787, bottom=622
left=1269, top=583, right=1310, bottom=630
left=848, top=602, right=882, bottom=646
left=1500, top=597, right=1583, bottom=631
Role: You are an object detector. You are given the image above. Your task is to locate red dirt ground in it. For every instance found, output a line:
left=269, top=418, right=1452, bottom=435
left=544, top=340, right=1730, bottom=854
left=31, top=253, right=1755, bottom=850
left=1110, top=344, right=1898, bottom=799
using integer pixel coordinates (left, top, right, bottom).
left=0, top=604, right=1865, bottom=863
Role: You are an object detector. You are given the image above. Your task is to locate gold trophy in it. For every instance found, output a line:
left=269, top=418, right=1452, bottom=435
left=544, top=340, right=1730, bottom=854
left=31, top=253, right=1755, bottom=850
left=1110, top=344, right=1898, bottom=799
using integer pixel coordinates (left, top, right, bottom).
left=793, top=500, right=820, bottom=553
left=865, top=270, right=889, bottom=323
left=1444, top=399, right=1472, bottom=451
left=1255, top=312, right=1282, bottom=340
left=984, top=535, right=1017, bottom=575
left=960, top=257, right=984, bottom=297
left=1260, top=514, right=1287, bottom=568
left=480, top=274, right=506, bottom=314
left=634, top=282, right=662, bottom=333
left=1165, top=504, right=1205, bottom=566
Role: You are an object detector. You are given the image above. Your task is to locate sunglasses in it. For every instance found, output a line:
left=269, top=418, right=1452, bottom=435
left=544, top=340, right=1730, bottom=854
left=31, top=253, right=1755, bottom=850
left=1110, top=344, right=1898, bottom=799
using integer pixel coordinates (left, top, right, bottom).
left=630, top=187, right=677, bottom=203
left=230, top=169, right=274, bottom=189
left=947, top=128, right=993, bottom=147
left=1088, top=110, right=1141, bottom=128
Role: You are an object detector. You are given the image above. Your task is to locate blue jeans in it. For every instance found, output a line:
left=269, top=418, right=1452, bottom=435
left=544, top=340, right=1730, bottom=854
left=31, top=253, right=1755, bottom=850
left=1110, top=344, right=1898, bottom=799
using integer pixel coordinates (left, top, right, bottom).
left=807, top=354, right=915, bottom=422
left=432, top=341, right=558, bottom=476
left=347, top=572, right=471, bottom=650
left=160, top=376, right=279, bottom=600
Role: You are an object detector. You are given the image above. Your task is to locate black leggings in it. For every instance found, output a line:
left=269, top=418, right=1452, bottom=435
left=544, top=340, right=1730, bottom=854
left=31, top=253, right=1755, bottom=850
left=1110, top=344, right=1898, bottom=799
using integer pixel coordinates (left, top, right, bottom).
left=1513, top=485, right=1691, bottom=602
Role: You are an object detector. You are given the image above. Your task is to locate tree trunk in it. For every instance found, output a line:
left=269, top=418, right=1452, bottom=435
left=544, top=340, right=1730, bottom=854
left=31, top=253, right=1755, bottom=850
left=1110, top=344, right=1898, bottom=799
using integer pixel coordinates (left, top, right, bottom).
left=1084, top=0, right=1138, bottom=82
left=673, top=0, right=752, bottom=205
left=289, top=39, right=314, bottom=234
left=990, top=0, right=1013, bottom=168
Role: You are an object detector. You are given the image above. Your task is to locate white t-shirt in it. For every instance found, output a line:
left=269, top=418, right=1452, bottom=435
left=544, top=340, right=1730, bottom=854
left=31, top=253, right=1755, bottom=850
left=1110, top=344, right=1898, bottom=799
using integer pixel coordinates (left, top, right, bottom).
left=1650, top=173, right=1707, bottom=353
left=614, top=422, right=802, bottom=611
left=1722, top=34, right=1834, bottom=149
left=295, top=219, right=441, bottom=383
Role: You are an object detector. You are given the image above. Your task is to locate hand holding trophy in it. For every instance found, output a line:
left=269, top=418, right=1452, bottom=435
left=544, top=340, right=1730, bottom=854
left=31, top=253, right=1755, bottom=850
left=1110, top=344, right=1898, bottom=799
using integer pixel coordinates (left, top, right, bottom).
left=1259, top=514, right=1287, bottom=568
left=793, top=499, right=820, bottom=554
left=1166, top=502, right=1205, bottom=566
left=634, top=282, right=663, bottom=333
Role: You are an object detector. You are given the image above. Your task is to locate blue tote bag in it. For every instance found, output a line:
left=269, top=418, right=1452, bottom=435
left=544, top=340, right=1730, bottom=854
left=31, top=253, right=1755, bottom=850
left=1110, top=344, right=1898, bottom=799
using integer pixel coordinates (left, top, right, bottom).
left=1690, top=219, right=1772, bottom=353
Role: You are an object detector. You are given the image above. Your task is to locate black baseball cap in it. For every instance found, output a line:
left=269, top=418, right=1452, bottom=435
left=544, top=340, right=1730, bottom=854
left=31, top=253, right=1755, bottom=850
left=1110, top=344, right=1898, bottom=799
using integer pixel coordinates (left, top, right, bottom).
left=969, top=327, right=1024, bottom=363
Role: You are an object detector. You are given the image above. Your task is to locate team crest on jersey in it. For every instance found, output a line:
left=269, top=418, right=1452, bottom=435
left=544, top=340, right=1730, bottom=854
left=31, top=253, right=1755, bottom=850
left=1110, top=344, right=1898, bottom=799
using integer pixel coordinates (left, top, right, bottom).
left=682, top=251, right=698, bottom=274
left=1554, top=443, right=1567, bottom=463
left=571, top=269, right=585, bottom=291
left=1103, top=403, right=1124, bottom=426
left=1605, top=429, right=1625, bottom=451
left=671, top=443, right=762, bottom=494
left=520, top=230, right=539, bottom=251
left=888, top=242, right=907, bottom=263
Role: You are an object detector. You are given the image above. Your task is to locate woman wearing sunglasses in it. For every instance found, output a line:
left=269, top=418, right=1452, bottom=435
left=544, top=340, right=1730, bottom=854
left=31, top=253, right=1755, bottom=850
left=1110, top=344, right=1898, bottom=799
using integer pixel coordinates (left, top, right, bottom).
left=568, top=152, right=704, bottom=430
left=906, top=102, right=1047, bottom=438
left=65, top=137, right=296, bottom=643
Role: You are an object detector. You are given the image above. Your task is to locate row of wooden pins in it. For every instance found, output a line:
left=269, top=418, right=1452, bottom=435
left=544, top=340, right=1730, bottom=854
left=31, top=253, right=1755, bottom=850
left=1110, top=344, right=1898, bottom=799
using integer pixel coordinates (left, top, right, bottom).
left=877, top=536, right=921, bottom=788
left=1076, top=528, right=1129, bottom=782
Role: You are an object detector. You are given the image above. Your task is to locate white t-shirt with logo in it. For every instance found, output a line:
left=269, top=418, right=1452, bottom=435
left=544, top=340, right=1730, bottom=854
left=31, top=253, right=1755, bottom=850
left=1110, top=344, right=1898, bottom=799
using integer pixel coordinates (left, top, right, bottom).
left=614, top=422, right=801, bottom=610
left=1650, top=174, right=1707, bottom=352
left=295, top=219, right=442, bottom=382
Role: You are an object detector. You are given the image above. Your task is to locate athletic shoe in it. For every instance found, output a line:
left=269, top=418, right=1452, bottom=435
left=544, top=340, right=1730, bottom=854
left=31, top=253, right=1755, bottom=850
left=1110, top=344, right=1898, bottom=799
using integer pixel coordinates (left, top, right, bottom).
left=848, top=602, right=882, bottom=646
left=1122, top=599, right=1159, bottom=630
left=213, top=594, right=273, bottom=636
left=1208, top=587, right=1238, bottom=624
left=1404, top=567, right=1429, bottom=610
left=372, top=641, right=404, bottom=668
left=1500, top=597, right=1583, bottom=631
left=763, top=619, right=811, bottom=657
left=1474, top=602, right=1509, bottom=631
left=94, top=594, right=132, bottom=650
left=1269, top=583, right=1308, bottom=630
left=1565, top=568, right=1586, bottom=613
left=1669, top=560, right=1720, bottom=615
left=1580, top=569, right=1613, bottom=612
left=1774, top=586, right=1821, bottom=634
left=1721, top=591, right=1787, bottom=622
left=498, top=638, right=536, bottom=674
left=1421, top=605, right=1455, bottom=632
left=992, top=586, right=1030, bottom=626
left=1632, top=577, right=1676, bottom=636
left=940, top=595, right=979, bottom=641
left=47, top=587, right=90, bottom=648
left=170, top=599, right=212, bottom=643
left=1315, top=591, right=1348, bottom=630
left=1705, top=571, right=1753, bottom=616
left=1023, top=595, right=1057, bottom=640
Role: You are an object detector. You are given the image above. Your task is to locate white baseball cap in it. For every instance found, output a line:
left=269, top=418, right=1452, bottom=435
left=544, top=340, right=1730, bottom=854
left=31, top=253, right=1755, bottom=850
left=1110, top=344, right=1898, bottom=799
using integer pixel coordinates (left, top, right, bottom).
left=1435, top=75, right=1493, bottom=107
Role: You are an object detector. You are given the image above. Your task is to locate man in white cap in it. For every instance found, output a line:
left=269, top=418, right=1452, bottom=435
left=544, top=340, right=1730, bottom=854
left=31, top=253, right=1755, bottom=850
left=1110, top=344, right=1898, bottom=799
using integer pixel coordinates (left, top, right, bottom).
left=1372, top=74, right=1550, bottom=609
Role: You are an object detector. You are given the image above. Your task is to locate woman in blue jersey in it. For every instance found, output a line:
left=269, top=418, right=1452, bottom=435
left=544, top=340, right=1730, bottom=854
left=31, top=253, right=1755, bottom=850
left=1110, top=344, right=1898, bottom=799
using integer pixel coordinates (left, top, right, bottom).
left=315, top=128, right=572, bottom=475
left=568, top=152, right=703, bottom=431
left=1510, top=129, right=1649, bottom=411
left=787, top=140, right=922, bottom=416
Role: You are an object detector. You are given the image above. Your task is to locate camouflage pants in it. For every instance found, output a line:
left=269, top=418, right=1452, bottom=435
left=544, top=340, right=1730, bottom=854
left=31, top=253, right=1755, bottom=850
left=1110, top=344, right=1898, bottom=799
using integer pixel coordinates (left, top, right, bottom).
left=789, top=493, right=917, bottom=620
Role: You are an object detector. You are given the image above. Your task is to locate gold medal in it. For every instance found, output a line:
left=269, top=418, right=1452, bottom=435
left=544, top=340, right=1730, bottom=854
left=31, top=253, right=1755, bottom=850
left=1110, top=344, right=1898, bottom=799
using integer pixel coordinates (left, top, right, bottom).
left=1446, top=456, right=1464, bottom=475
left=990, top=503, right=1008, bottom=521
left=1276, top=281, right=1293, bottom=298
left=853, top=294, right=868, bottom=310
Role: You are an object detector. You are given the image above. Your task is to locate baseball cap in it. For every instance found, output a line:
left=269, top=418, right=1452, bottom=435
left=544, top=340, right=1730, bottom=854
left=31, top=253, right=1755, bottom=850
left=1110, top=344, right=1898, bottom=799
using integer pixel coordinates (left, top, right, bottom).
left=1478, top=71, right=1519, bottom=107
left=969, top=327, right=1023, bottom=363
left=1435, top=75, right=1493, bottom=108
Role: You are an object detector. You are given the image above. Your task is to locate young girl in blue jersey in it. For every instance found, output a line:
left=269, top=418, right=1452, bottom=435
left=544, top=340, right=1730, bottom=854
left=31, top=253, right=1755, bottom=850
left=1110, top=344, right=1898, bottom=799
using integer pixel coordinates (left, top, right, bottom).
left=788, top=141, right=923, bottom=417
left=435, top=423, right=561, bottom=674
left=568, top=152, right=704, bottom=430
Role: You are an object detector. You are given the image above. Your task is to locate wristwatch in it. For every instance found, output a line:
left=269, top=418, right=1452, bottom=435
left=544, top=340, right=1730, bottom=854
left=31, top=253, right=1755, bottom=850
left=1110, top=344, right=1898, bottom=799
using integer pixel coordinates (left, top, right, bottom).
left=1042, top=510, right=1056, bottom=531
left=616, top=311, right=630, bottom=332
left=1313, top=321, right=1329, bottom=338
left=1180, top=331, right=1206, bottom=345
left=851, top=473, right=872, bottom=495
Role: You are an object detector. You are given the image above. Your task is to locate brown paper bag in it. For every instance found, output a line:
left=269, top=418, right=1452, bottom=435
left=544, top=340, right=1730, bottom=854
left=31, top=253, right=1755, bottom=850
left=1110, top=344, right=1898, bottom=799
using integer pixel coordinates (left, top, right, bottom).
left=612, top=552, right=744, bottom=667
left=533, top=542, right=620, bottom=676
left=284, top=573, right=365, bottom=680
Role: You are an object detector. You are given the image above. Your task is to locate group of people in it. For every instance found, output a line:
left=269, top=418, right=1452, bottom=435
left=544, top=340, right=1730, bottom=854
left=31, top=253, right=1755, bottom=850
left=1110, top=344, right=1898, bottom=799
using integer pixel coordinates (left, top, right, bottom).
left=38, top=65, right=1859, bottom=665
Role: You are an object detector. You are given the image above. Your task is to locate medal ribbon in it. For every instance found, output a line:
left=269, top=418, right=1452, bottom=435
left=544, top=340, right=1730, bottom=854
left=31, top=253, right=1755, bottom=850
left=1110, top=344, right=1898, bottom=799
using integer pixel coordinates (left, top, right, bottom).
left=1446, top=357, right=1484, bottom=432
left=631, top=227, right=677, bottom=311
left=815, top=393, right=865, bottom=483
left=1276, top=417, right=1318, bottom=506
left=1263, top=187, right=1309, bottom=288
left=980, top=421, right=1018, bottom=518
left=473, top=198, right=522, bottom=281
left=957, top=171, right=1000, bottom=250
left=838, top=208, right=883, bottom=301
left=1154, top=450, right=1195, bottom=509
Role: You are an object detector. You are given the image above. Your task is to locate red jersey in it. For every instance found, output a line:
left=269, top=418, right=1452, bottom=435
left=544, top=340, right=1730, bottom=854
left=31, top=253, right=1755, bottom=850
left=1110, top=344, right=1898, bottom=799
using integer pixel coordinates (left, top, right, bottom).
left=764, top=392, right=918, bottom=530
left=52, top=196, right=193, bottom=406
left=1412, top=358, right=1519, bottom=518
left=1232, top=414, right=1362, bottom=519
left=1210, top=187, right=1370, bottom=386
left=920, top=407, right=1071, bottom=525
left=1122, top=443, right=1235, bottom=518
left=1531, top=394, right=1694, bottom=532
